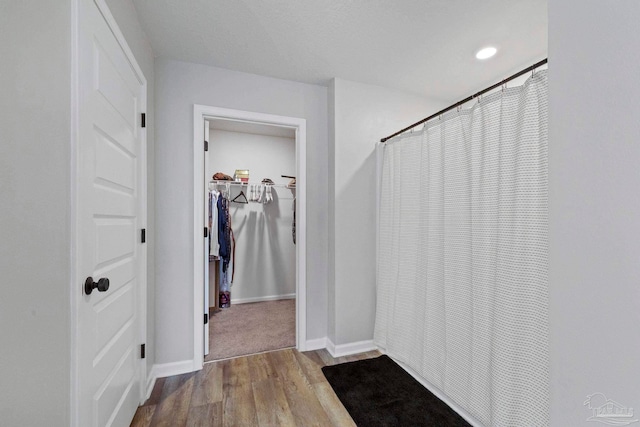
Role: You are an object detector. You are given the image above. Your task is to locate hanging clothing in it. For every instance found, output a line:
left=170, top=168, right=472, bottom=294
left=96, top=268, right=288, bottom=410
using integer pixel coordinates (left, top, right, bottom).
left=224, top=206, right=236, bottom=284
left=230, top=228, right=236, bottom=283
left=219, top=258, right=231, bottom=308
left=209, top=190, right=220, bottom=261
left=216, top=190, right=234, bottom=308
left=217, top=193, right=235, bottom=273
left=219, top=260, right=231, bottom=292
left=219, top=226, right=233, bottom=308
left=292, top=197, right=296, bottom=245
left=217, top=195, right=229, bottom=268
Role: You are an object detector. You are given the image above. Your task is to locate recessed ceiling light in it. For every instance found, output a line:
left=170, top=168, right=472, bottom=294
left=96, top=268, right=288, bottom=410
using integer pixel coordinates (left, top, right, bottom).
left=476, top=47, right=497, bottom=60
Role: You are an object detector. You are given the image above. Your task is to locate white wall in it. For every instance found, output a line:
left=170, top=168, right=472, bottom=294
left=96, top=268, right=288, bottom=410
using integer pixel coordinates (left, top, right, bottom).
left=154, top=59, right=328, bottom=364
left=0, top=2, right=71, bottom=425
left=207, top=129, right=296, bottom=304
left=329, top=78, right=444, bottom=345
left=549, top=0, right=640, bottom=425
left=105, top=0, right=156, bottom=380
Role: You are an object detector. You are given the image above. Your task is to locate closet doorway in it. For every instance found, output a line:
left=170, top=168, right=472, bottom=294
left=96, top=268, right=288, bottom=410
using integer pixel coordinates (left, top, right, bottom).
left=193, top=105, right=307, bottom=369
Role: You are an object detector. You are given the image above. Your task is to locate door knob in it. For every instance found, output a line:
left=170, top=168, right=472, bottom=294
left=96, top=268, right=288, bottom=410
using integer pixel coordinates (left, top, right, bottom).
left=84, top=277, right=110, bottom=295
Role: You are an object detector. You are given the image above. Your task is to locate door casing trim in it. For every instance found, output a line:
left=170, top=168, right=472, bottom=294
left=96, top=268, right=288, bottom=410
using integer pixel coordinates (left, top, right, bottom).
left=192, top=105, right=307, bottom=370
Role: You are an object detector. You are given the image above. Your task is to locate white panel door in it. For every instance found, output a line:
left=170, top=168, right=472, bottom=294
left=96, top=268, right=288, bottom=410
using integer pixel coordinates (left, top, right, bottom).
left=76, top=1, right=145, bottom=426
left=204, top=122, right=210, bottom=356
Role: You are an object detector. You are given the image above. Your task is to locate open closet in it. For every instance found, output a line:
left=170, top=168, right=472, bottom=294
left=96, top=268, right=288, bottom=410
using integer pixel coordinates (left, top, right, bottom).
left=204, top=119, right=297, bottom=362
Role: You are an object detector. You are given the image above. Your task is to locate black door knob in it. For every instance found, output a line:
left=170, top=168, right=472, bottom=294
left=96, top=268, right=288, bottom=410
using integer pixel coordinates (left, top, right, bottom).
left=84, top=277, right=110, bottom=295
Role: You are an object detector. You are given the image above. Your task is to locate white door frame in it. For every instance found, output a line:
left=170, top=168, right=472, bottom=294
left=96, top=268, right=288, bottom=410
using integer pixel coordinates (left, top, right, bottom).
left=70, top=0, right=148, bottom=424
left=192, top=105, right=307, bottom=369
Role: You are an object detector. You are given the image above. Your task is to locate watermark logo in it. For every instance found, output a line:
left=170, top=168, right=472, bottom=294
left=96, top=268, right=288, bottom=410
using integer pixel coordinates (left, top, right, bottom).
left=584, top=393, right=639, bottom=426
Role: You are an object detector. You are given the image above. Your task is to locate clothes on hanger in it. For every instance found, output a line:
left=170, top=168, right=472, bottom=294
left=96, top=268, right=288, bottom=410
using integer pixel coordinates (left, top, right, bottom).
left=217, top=193, right=231, bottom=271
left=256, top=185, right=264, bottom=203
left=214, top=189, right=236, bottom=308
left=230, top=228, right=236, bottom=283
left=209, top=173, right=297, bottom=307
left=219, top=261, right=231, bottom=308
left=281, top=175, right=297, bottom=244
left=265, top=185, right=273, bottom=203
left=209, top=190, right=220, bottom=261
left=250, top=184, right=274, bottom=204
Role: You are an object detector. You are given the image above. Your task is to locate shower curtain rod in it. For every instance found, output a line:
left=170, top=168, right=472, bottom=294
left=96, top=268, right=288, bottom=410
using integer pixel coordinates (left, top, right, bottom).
left=380, top=58, right=548, bottom=143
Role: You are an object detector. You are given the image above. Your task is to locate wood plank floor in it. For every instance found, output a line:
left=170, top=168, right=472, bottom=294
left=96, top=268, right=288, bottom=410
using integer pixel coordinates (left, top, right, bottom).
left=131, top=348, right=381, bottom=427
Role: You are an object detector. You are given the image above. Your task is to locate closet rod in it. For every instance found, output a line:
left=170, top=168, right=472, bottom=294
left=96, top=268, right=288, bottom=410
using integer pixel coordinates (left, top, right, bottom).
left=380, top=58, right=548, bottom=143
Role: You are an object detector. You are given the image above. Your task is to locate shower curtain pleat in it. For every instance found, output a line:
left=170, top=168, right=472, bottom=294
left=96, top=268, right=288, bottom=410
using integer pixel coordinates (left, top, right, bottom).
left=375, top=71, right=549, bottom=427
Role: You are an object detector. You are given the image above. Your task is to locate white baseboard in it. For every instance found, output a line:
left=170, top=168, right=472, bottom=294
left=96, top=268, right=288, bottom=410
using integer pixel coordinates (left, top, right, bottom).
left=305, top=337, right=327, bottom=351
left=326, top=338, right=336, bottom=355
left=326, top=338, right=377, bottom=358
left=231, top=293, right=295, bottom=305
left=152, top=359, right=196, bottom=380
left=144, top=365, right=158, bottom=401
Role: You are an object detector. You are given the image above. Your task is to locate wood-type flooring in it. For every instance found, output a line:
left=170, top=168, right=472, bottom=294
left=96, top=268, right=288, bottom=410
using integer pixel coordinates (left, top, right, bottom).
left=130, top=348, right=381, bottom=427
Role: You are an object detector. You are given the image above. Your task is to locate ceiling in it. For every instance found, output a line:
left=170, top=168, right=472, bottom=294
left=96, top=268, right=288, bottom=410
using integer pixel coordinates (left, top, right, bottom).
left=132, top=0, right=547, bottom=102
left=209, top=119, right=296, bottom=139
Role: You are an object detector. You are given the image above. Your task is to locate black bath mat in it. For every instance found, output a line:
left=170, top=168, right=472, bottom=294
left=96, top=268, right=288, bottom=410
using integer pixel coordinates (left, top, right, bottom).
left=321, top=355, right=471, bottom=427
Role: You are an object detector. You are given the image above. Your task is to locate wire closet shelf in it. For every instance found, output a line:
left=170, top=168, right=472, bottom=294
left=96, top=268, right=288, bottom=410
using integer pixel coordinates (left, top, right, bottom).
left=208, top=180, right=296, bottom=189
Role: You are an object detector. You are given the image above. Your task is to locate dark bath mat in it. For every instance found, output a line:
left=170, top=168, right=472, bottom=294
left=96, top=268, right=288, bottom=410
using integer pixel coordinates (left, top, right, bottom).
left=321, top=355, right=471, bottom=427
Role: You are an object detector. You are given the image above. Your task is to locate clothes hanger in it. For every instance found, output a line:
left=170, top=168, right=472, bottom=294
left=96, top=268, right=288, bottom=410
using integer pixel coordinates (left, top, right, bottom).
left=231, top=189, right=249, bottom=204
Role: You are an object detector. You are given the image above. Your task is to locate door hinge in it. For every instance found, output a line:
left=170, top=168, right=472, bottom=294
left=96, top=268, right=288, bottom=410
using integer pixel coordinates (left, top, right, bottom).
left=204, top=227, right=208, bottom=238
left=141, top=228, right=146, bottom=243
left=141, top=344, right=146, bottom=359
left=204, top=140, right=209, bottom=151
left=204, top=313, right=209, bottom=324
left=141, top=113, right=146, bottom=128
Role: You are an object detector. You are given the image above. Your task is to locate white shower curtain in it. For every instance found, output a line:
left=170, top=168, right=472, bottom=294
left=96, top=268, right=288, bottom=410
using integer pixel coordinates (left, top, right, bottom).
left=375, top=71, right=549, bottom=426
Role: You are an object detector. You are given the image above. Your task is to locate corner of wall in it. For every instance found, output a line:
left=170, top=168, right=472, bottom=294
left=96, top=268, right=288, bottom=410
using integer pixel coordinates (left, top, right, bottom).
left=326, top=338, right=377, bottom=358
left=327, top=79, right=337, bottom=344
left=305, top=337, right=328, bottom=352
left=330, top=78, right=441, bottom=347
left=146, top=358, right=197, bottom=398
